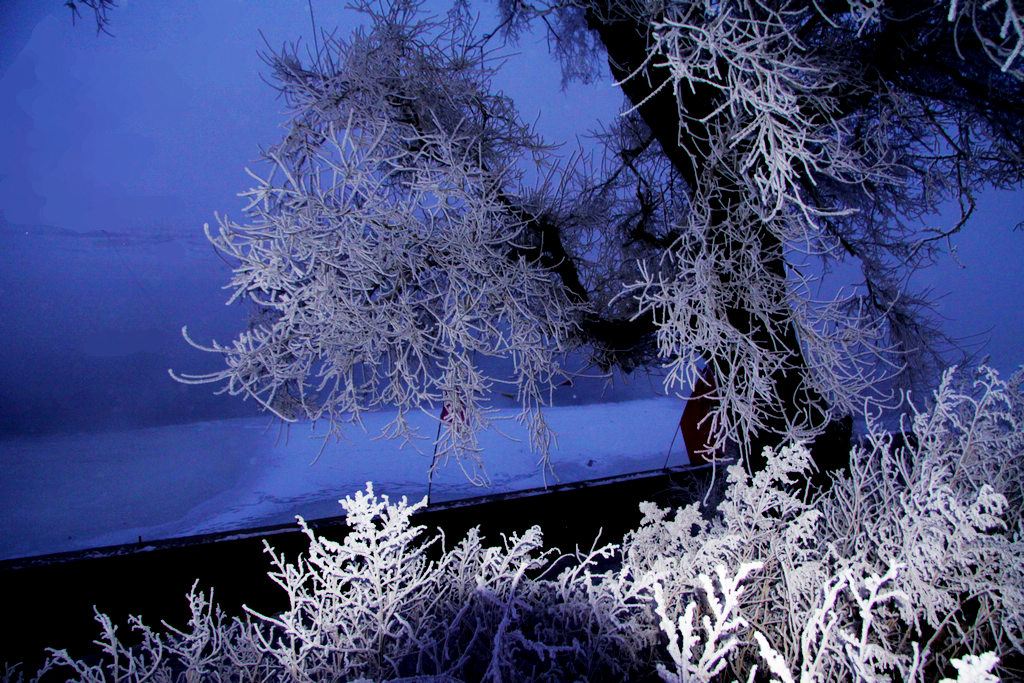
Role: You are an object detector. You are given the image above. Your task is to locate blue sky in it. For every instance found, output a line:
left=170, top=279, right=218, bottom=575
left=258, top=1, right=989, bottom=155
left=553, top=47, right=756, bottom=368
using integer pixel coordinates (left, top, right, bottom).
left=0, top=0, right=1021, bottom=439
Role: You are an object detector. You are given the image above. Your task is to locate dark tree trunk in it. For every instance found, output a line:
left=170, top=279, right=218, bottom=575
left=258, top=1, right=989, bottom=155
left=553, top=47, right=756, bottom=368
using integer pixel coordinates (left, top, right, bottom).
left=584, top=5, right=851, bottom=486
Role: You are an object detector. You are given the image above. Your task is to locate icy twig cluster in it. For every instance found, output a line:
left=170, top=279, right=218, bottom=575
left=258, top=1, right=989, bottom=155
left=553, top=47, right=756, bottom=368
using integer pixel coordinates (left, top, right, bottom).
left=625, top=365, right=1024, bottom=681
left=654, top=561, right=763, bottom=683
left=623, top=0, right=933, bottom=451
left=602, top=0, right=1020, bottom=453
left=946, top=0, right=1023, bottom=75
left=171, top=0, right=581, bottom=478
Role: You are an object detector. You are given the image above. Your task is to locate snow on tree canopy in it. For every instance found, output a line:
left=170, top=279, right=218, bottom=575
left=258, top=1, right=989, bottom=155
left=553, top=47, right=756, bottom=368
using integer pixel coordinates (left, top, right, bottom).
left=172, top=0, right=584, bottom=479
left=174, top=0, right=1024, bottom=477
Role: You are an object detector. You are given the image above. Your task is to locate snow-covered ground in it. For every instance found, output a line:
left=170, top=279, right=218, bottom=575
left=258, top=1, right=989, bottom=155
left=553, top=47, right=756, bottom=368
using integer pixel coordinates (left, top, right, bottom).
left=0, top=397, right=690, bottom=561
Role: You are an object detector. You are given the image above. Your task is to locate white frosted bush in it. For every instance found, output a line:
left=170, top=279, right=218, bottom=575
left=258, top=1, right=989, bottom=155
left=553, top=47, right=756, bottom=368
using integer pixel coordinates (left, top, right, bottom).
left=245, top=483, right=447, bottom=681
left=30, top=482, right=657, bottom=682
left=940, top=652, right=1001, bottom=683
left=625, top=365, right=1023, bottom=681
left=822, top=366, right=1024, bottom=668
left=18, top=366, right=1023, bottom=682
left=36, top=583, right=274, bottom=683
left=654, top=561, right=763, bottom=683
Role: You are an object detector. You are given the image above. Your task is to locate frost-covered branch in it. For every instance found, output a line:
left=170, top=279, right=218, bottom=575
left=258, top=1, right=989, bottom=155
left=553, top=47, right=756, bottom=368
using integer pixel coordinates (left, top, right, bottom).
left=173, top=0, right=584, bottom=477
left=492, top=0, right=1023, bottom=463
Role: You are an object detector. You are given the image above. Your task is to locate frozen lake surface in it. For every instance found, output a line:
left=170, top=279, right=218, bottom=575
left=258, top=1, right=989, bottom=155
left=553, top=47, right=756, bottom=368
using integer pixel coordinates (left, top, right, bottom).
left=0, top=397, right=690, bottom=560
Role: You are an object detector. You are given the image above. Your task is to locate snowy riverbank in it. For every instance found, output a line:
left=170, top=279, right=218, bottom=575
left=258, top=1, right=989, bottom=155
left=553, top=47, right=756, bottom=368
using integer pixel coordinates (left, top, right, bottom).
left=0, top=397, right=690, bottom=560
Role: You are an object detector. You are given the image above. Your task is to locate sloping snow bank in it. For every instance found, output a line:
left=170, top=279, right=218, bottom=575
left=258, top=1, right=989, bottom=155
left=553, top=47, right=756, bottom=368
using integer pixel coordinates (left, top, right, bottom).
left=0, top=397, right=688, bottom=560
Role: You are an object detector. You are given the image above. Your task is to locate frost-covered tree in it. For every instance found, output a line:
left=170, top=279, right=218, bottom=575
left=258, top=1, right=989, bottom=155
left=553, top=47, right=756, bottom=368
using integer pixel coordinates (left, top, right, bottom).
left=497, top=0, right=1024, bottom=464
left=173, top=0, right=586, bottom=479
left=176, top=0, right=1023, bottom=478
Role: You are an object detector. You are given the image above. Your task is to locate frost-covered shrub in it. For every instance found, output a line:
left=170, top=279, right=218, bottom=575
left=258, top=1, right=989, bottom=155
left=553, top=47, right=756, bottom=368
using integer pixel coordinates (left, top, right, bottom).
left=247, top=482, right=658, bottom=681
left=15, top=366, right=1023, bottom=682
left=822, top=366, right=1024, bottom=672
left=247, top=484, right=447, bottom=681
left=28, top=482, right=656, bottom=683
left=624, top=365, right=1024, bottom=681
left=37, top=585, right=275, bottom=683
